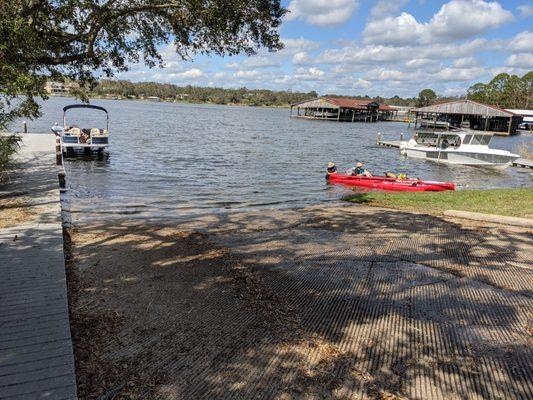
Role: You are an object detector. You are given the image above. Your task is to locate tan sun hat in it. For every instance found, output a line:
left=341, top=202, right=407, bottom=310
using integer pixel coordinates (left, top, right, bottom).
left=327, top=162, right=335, bottom=168
left=356, top=162, right=363, bottom=167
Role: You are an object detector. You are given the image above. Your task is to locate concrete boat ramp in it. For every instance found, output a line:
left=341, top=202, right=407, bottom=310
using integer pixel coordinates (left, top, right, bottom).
left=70, top=205, right=533, bottom=399
left=0, top=134, right=77, bottom=399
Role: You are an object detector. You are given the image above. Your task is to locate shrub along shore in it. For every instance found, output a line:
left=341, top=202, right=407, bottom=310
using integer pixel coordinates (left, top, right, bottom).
left=343, top=188, right=533, bottom=219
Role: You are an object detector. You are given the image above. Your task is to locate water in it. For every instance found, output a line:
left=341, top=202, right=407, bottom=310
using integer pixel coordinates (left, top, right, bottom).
left=24, top=97, right=533, bottom=219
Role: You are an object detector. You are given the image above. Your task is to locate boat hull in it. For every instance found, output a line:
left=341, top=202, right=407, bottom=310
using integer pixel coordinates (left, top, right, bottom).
left=403, top=147, right=517, bottom=167
left=327, top=174, right=455, bottom=192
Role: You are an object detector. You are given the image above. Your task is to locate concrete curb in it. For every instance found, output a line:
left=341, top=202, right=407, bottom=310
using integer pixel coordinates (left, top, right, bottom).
left=444, top=210, right=533, bottom=228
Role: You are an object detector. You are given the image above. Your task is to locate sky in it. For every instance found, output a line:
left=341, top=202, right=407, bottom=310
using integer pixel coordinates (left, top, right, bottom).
left=117, top=0, right=533, bottom=98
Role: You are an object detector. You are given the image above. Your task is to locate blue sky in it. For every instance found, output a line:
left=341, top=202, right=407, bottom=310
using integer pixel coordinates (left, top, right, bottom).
left=118, top=0, right=533, bottom=98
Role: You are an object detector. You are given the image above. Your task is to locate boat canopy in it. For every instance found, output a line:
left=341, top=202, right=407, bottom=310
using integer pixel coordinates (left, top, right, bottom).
left=62, top=104, right=109, bottom=131
left=63, top=104, right=108, bottom=114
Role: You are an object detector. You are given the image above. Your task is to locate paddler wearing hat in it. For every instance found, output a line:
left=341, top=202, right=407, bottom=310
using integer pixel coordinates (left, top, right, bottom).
left=349, top=162, right=372, bottom=177
left=326, top=162, right=338, bottom=175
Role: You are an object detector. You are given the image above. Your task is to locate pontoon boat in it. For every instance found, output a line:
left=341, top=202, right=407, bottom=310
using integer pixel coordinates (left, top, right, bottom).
left=54, top=104, right=109, bottom=156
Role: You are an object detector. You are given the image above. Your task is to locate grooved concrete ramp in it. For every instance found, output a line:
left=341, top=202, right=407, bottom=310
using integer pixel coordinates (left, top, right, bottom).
left=0, top=134, right=77, bottom=399
left=71, top=205, right=532, bottom=399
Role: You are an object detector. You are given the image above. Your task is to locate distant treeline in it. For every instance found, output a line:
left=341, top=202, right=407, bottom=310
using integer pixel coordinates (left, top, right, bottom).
left=90, top=73, right=533, bottom=109
left=91, top=79, right=428, bottom=107
left=92, top=80, right=319, bottom=106
left=467, top=72, right=532, bottom=109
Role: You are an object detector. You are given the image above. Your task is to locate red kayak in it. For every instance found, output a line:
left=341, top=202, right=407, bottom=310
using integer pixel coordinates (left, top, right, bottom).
left=327, top=173, right=455, bottom=192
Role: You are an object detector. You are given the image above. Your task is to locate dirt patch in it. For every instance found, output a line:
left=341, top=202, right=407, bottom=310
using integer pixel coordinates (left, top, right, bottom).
left=0, top=197, right=35, bottom=228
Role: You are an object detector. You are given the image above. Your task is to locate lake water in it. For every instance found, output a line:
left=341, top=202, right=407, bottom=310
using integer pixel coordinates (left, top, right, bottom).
left=24, top=97, right=533, bottom=219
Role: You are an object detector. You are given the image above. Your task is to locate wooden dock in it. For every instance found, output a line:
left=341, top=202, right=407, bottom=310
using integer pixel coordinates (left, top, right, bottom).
left=377, top=140, right=401, bottom=148
left=0, top=134, right=77, bottom=399
left=513, top=158, right=533, bottom=169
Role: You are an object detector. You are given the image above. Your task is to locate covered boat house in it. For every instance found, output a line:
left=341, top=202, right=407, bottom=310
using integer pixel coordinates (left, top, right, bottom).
left=413, top=99, right=523, bottom=135
left=290, top=97, right=397, bottom=122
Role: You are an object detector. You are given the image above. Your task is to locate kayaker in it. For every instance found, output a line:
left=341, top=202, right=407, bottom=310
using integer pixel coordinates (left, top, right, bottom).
left=350, top=162, right=372, bottom=177
left=326, top=162, right=338, bottom=175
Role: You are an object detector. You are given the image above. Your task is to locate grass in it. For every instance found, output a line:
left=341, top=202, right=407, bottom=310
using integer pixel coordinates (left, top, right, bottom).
left=0, top=135, right=21, bottom=177
left=343, top=188, right=533, bottom=219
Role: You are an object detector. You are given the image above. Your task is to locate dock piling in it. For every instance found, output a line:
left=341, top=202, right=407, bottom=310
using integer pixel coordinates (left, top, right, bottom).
left=58, top=171, right=66, bottom=189
left=22, top=121, right=27, bottom=133
left=55, top=137, right=62, bottom=165
left=400, top=132, right=404, bottom=142
left=377, top=132, right=381, bottom=145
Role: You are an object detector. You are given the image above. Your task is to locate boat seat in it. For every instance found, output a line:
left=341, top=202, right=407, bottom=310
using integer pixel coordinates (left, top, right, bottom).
left=90, top=128, right=108, bottom=136
left=65, top=126, right=81, bottom=136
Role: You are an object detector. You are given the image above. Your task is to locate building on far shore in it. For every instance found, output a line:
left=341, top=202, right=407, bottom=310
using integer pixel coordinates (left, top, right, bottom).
left=413, top=99, right=523, bottom=135
left=290, top=97, right=397, bottom=122
left=505, top=109, right=533, bottom=130
left=389, top=105, right=415, bottom=121
left=45, top=81, right=78, bottom=95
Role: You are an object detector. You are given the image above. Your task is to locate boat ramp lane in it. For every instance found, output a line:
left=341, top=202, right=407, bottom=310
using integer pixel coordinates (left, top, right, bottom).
left=0, top=134, right=77, bottom=399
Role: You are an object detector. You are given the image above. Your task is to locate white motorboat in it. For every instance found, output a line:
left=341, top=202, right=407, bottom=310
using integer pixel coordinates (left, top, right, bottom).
left=399, top=130, right=519, bottom=168
left=52, top=104, right=109, bottom=156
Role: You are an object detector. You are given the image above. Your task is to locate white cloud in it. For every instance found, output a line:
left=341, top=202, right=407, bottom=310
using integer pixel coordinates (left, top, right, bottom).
left=225, top=62, right=239, bottom=69
left=517, top=4, right=533, bottom=17
left=308, top=67, right=325, bottom=77
left=242, top=57, right=281, bottom=69
left=429, top=0, right=513, bottom=41
left=282, top=37, right=321, bottom=53
left=364, top=12, right=424, bottom=46
left=285, top=0, right=359, bottom=26
left=364, top=0, right=513, bottom=45
left=352, top=78, right=372, bottom=89
left=505, top=53, right=533, bottom=69
left=292, top=51, right=313, bottom=65
left=294, top=67, right=327, bottom=80
left=365, top=69, right=410, bottom=81
left=508, top=31, right=533, bottom=52
left=369, top=0, right=409, bottom=19
left=174, top=69, right=204, bottom=79
left=435, top=66, right=485, bottom=81
left=234, top=70, right=263, bottom=79
left=453, top=57, right=478, bottom=68
left=443, top=87, right=467, bottom=96
left=405, top=58, right=439, bottom=69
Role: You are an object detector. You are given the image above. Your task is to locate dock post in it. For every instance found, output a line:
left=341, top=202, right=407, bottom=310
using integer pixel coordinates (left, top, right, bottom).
left=55, top=137, right=62, bottom=165
left=58, top=171, right=66, bottom=189
left=22, top=121, right=27, bottom=133
left=400, top=132, right=404, bottom=142
left=377, top=132, right=381, bottom=145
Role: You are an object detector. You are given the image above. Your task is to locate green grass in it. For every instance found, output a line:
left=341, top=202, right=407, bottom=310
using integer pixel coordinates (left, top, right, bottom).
left=343, top=188, right=533, bottom=218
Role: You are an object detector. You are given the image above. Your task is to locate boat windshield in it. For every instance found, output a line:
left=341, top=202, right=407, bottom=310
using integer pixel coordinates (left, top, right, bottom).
left=469, top=134, right=491, bottom=145
left=439, top=134, right=461, bottom=149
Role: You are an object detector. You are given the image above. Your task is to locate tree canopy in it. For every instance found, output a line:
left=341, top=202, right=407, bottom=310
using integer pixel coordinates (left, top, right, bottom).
left=417, top=89, right=437, bottom=107
left=467, top=72, right=532, bottom=109
left=0, top=0, right=285, bottom=130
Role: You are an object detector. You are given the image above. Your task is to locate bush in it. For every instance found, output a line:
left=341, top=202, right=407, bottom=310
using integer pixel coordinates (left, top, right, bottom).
left=0, top=135, right=21, bottom=176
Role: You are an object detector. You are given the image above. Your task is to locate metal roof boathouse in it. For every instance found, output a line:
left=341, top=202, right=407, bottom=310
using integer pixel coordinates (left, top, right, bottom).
left=413, top=99, right=523, bottom=135
left=290, top=97, right=397, bottom=122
